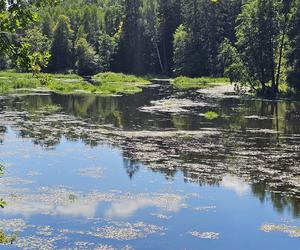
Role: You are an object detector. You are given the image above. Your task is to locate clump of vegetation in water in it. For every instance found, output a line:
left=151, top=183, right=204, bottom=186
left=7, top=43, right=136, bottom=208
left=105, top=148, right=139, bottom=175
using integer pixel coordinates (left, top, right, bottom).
left=0, top=198, right=6, bottom=209
left=92, top=72, right=149, bottom=85
left=261, top=223, right=300, bottom=238
left=68, top=194, right=77, bottom=202
left=0, top=71, right=85, bottom=93
left=0, top=231, right=17, bottom=244
left=204, top=111, right=219, bottom=120
left=0, top=71, right=149, bottom=95
left=0, top=71, right=150, bottom=95
left=91, top=72, right=150, bottom=95
left=0, top=72, right=40, bottom=92
left=172, top=76, right=229, bottom=90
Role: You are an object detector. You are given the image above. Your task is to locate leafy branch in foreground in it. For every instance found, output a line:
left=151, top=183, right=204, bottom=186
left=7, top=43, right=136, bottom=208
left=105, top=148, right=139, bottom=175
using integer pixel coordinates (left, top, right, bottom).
left=0, top=231, right=17, bottom=245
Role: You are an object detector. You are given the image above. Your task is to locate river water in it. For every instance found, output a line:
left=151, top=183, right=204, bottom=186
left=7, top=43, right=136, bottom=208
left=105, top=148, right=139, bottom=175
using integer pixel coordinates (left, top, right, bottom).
left=0, top=83, right=300, bottom=249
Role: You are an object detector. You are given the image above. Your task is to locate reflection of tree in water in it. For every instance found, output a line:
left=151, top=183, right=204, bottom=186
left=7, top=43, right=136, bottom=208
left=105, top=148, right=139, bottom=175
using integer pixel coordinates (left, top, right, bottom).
left=123, top=158, right=140, bottom=179
left=1, top=94, right=300, bottom=217
left=10, top=87, right=164, bottom=131
left=0, top=126, right=6, bottom=144
left=252, top=182, right=300, bottom=218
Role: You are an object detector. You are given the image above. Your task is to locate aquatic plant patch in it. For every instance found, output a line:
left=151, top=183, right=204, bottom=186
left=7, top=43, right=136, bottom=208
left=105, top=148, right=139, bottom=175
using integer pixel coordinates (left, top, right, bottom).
left=140, top=98, right=212, bottom=114
left=203, top=111, right=219, bottom=120
left=187, top=231, right=219, bottom=240
left=0, top=71, right=150, bottom=96
left=173, top=76, right=229, bottom=90
left=261, top=223, right=300, bottom=238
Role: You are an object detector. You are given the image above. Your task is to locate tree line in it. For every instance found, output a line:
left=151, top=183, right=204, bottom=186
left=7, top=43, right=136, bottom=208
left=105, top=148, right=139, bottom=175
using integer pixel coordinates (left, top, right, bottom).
left=1, top=0, right=300, bottom=96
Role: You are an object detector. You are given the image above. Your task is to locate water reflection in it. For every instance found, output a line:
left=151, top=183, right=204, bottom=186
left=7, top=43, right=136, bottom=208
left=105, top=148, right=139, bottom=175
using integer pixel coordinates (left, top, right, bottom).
left=221, top=175, right=250, bottom=196
left=1, top=87, right=300, bottom=248
left=0, top=184, right=185, bottom=220
left=0, top=90, right=300, bottom=218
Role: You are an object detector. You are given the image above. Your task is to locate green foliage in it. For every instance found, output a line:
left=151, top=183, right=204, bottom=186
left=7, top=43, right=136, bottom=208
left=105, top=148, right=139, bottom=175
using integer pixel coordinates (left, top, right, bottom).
left=0, top=230, right=16, bottom=244
left=177, top=0, right=243, bottom=77
left=236, top=0, right=279, bottom=92
left=0, top=0, right=58, bottom=54
left=287, top=1, right=300, bottom=91
left=117, top=0, right=145, bottom=74
left=172, top=25, right=188, bottom=76
left=16, top=28, right=51, bottom=74
left=75, top=38, right=99, bottom=76
left=173, top=76, right=229, bottom=89
left=48, top=15, right=73, bottom=71
left=0, top=72, right=40, bottom=92
left=233, top=0, right=294, bottom=96
left=36, top=74, right=52, bottom=86
left=68, top=194, right=77, bottom=202
left=204, top=111, right=219, bottom=120
left=0, top=71, right=149, bottom=95
left=1, top=0, right=300, bottom=97
left=218, top=38, right=250, bottom=93
left=0, top=162, right=4, bottom=175
left=97, top=32, right=118, bottom=72
left=40, top=13, right=54, bottom=39
left=92, top=72, right=149, bottom=85
left=0, top=52, right=11, bottom=70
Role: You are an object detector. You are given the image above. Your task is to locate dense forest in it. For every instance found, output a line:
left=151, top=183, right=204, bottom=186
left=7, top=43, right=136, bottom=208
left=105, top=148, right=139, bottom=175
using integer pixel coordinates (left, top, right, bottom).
left=1, top=0, right=300, bottom=96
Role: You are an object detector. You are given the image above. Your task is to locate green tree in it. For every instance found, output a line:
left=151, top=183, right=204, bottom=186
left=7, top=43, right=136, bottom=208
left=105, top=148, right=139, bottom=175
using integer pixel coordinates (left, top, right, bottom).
left=0, top=0, right=57, bottom=53
left=235, top=0, right=294, bottom=96
left=82, top=6, right=101, bottom=49
left=97, top=32, right=118, bottom=72
left=178, top=0, right=242, bottom=77
left=104, top=2, right=124, bottom=36
left=41, top=13, right=54, bottom=39
left=236, top=0, right=280, bottom=95
left=48, top=15, right=73, bottom=72
left=75, top=38, right=99, bottom=76
left=172, top=24, right=188, bottom=76
left=158, top=0, right=181, bottom=74
left=141, top=0, right=162, bottom=72
left=276, top=0, right=293, bottom=89
left=16, top=28, right=51, bottom=74
left=118, top=0, right=145, bottom=74
left=287, top=0, right=300, bottom=91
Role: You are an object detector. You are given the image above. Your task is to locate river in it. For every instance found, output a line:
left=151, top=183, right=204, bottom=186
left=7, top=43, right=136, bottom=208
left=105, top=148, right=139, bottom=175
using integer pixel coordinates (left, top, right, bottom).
left=0, top=83, right=300, bottom=249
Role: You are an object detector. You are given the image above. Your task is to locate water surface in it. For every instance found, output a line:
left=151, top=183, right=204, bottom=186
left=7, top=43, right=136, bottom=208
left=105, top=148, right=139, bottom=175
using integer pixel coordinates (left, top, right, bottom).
left=0, top=84, right=300, bottom=249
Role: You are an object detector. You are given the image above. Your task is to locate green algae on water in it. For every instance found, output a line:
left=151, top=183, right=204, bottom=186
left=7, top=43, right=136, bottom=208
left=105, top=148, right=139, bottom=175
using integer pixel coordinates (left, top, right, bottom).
left=204, top=111, right=219, bottom=120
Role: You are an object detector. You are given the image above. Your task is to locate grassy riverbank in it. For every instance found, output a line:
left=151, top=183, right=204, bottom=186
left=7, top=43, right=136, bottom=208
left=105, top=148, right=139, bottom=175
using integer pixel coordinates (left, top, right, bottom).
left=0, top=71, right=150, bottom=95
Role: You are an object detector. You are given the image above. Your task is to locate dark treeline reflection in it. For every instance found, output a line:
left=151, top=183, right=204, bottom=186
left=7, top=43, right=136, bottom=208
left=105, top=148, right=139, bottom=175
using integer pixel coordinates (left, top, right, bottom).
left=0, top=91, right=300, bottom=217
left=0, top=126, right=6, bottom=144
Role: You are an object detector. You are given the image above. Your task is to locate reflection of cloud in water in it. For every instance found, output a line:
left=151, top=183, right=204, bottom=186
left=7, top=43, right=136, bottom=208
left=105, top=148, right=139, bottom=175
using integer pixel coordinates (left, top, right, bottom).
left=1, top=185, right=184, bottom=219
left=221, top=175, right=250, bottom=196
left=3, top=198, right=99, bottom=219
left=105, top=194, right=182, bottom=218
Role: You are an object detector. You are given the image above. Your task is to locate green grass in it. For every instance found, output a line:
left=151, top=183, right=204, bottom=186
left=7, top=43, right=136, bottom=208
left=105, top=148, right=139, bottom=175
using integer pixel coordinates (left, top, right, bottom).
left=172, top=76, right=230, bottom=90
left=0, top=71, right=150, bottom=95
left=92, top=72, right=149, bottom=85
